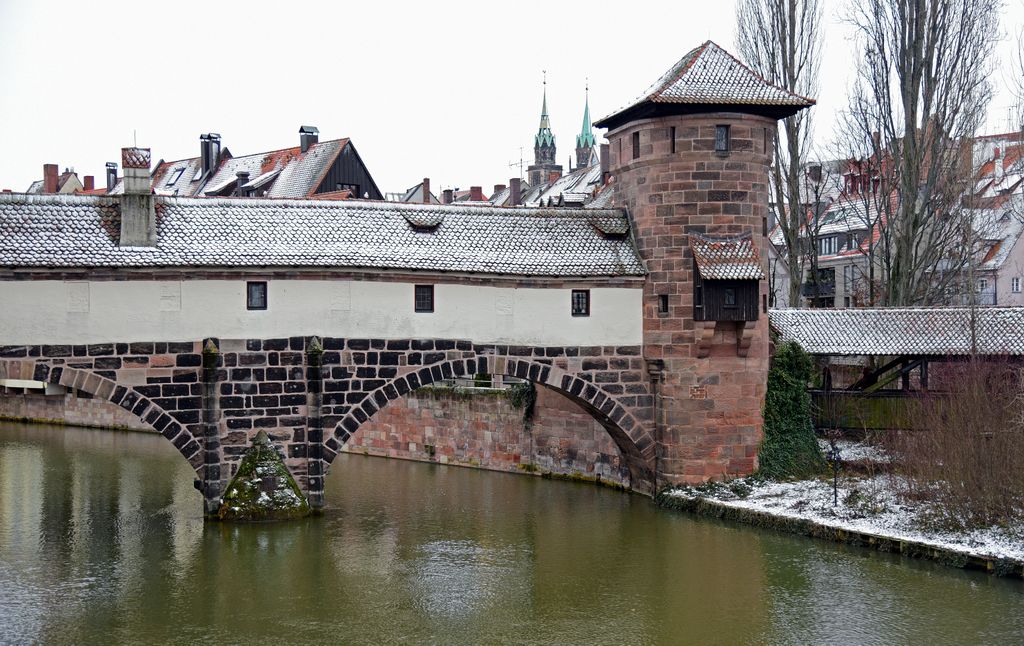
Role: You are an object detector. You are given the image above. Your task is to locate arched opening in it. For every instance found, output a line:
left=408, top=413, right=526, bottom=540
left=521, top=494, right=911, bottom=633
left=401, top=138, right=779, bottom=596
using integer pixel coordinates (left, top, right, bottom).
left=0, top=360, right=204, bottom=475
left=324, top=355, right=656, bottom=492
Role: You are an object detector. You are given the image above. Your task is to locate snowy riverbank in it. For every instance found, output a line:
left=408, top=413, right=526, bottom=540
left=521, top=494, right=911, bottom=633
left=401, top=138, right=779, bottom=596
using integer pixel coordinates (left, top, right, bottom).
left=659, top=441, right=1024, bottom=575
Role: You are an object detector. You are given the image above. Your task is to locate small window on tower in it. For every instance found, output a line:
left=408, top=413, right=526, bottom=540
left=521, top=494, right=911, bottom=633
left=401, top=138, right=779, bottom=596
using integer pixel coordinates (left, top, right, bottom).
left=658, top=294, right=669, bottom=314
left=571, top=289, right=590, bottom=317
left=247, top=281, right=267, bottom=310
left=632, top=132, right=640, bottom=160
left=715, top=125, right=730, bottom=153
left=670, top=126, right=677, bottom=154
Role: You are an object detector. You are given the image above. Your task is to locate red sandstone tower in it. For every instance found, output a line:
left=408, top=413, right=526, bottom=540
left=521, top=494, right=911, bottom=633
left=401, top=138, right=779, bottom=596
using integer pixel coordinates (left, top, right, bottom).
left=595, top=41, right=814, bottom=485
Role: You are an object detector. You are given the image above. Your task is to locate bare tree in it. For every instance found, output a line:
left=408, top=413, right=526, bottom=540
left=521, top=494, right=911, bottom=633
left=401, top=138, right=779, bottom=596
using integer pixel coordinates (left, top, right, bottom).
left=838, top=0, right=1001, bottom=306
left=737, top=0, right=822, bottom=307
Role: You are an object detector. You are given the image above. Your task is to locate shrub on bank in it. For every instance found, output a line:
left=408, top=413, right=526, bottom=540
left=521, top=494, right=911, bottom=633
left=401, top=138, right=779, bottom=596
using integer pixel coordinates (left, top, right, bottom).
left=759, top=341, right=824, bottom=480
left=885, top=360, right=1024, bottom=532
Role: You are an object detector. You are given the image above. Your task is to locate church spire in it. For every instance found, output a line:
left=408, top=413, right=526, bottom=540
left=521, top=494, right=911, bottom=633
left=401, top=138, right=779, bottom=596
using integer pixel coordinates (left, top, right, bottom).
left=576, top=81, right=597, bottom=168
left=535, top=71, right=555, bottom=149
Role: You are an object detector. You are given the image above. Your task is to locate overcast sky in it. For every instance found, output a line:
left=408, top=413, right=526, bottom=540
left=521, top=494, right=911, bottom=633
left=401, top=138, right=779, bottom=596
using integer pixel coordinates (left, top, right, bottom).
left=1, top=0, right=1021, bottom=194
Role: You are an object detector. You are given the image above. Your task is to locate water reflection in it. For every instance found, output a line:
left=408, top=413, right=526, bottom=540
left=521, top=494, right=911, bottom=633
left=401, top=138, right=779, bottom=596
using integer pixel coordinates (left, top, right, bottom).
left=0, top=422, right=1021, bottom=644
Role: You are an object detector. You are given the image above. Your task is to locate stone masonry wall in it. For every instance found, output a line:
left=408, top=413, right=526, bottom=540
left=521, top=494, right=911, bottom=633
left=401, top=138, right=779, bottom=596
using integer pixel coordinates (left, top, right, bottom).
left=608, top=113, right=775, bottom=484
left=0, top=389, right=152, bottom=431
left=347, top=386, right=631, bottom=487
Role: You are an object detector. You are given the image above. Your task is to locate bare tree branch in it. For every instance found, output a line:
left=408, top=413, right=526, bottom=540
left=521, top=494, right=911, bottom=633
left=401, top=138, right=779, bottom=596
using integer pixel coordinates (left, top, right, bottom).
left=737, top=0, right=822, bottom=307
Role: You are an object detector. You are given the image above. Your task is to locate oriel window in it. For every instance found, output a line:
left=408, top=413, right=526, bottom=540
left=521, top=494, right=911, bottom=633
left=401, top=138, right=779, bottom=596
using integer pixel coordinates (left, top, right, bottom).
left=414, top=285, right=434, bottom=313
left=571, top=289, right=590, bottom=317
left=247, top=281, right=267, bottom=310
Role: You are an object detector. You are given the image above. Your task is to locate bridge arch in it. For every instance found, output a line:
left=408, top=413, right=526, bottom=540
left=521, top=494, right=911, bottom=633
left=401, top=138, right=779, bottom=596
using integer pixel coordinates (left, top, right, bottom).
left=0, top=359, right=204, bottom=473
left=323, top=354, right=656, bottom=490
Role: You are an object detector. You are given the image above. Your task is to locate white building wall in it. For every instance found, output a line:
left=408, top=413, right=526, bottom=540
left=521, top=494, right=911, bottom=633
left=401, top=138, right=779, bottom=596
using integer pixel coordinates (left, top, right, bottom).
left=0, top=279, right=644, bottom=347
left=996, top=237, right=1024, bottom=306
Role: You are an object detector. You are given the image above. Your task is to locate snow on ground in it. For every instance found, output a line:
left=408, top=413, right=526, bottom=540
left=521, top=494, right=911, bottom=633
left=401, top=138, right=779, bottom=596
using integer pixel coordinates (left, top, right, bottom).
left=816, top=438, right=890, bottom=463
left=666, top=475, right=1024, bottom=562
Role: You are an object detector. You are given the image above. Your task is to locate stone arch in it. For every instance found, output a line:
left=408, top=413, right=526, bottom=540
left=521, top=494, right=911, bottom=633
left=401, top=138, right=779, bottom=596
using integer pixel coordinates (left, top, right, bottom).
left=0, top=359, right=204, bottom=473
left=323, top=354, right=656, bottom=489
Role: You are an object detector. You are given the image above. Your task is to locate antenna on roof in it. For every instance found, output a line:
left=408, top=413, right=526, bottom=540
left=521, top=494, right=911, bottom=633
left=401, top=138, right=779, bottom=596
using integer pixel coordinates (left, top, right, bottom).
left=508, top=147, right=526, bottom=180
left=133, top=129, right=137, bottom=147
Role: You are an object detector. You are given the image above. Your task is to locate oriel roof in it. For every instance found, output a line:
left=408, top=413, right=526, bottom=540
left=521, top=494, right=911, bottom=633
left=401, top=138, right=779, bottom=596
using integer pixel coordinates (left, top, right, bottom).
left=690, top=231, right=764, bottom=280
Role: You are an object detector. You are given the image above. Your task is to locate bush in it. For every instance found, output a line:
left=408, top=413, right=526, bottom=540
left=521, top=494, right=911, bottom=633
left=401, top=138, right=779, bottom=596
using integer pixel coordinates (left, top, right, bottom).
left=885, top=360, right=1024, bottom=532
left=759, top=341, right=824, bottom=479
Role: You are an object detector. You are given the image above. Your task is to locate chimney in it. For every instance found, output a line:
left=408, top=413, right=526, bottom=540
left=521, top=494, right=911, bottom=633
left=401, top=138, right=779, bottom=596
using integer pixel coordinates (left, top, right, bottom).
left=105, top=163, right=118, bottom=192
left=470, top=186, right=484, bottom=201
left=547, top=170, right=561, bottom=184
left=119, top=147, right=156, bottom=247
left=200, top=133, right=221, bottom=178
left=422, top=177, right=431, bottom=204
left=509, top=177, right=521, bottom=206
left=493, top=184, right=506, bottom=197
left=299, top=125, right=319, bottom=153
left=84, top=176, right=94, bottom=191
left=600, top=143, right=610, bottom=184
left=994, top=146, right=1001, bottom=159
left=236, top=171, right=250, bottom=196
left=442, top=189, right=453, bottom=204
left=43, top=164, right=58, bottom=193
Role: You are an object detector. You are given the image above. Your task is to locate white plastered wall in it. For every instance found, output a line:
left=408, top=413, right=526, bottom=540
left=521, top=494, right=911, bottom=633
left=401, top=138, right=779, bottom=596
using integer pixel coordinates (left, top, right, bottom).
left=0, top=279, right=643, bottom=346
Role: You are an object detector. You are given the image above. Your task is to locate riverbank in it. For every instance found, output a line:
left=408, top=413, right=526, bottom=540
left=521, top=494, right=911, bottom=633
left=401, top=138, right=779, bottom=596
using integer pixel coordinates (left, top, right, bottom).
left=657, top=464, right=1024, bottom=578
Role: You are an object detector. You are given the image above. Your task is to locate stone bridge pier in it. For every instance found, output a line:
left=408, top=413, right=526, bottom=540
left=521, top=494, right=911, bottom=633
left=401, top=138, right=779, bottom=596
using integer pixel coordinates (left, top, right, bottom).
left=1, top=336, right=657, bottom=515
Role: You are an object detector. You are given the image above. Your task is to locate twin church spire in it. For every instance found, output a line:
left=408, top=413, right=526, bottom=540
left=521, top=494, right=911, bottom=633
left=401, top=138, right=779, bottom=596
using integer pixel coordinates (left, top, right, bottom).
left=529, top=74, right=597, bottom=186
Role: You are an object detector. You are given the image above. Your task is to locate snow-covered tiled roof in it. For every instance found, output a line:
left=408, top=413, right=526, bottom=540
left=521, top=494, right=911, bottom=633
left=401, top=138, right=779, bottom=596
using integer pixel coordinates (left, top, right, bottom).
left=596, top=41, right=814, bottom=128
left=769, top=307, right=1024, bottom=356
left=690, top=231, right=764, bottom=280
left=0, top=193, right=645, bottom=278
left=150, top=139, right=350, bottom=199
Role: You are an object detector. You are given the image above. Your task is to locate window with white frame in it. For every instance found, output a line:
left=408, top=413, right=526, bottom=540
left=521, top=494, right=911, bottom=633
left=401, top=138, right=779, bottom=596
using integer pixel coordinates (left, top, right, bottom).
left=818, top=236, right=837, bottom=256
left=1012, top=277, right=1021, bottom=293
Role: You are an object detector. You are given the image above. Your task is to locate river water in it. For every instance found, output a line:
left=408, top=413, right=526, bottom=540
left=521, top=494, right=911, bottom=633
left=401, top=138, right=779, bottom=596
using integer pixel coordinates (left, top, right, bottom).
left=0, top=422, right=1021, bottom=645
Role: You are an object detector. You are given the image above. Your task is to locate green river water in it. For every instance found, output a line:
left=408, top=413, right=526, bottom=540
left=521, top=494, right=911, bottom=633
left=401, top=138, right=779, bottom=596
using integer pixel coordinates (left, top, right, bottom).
left=0, top=421, right=1021, bottom=645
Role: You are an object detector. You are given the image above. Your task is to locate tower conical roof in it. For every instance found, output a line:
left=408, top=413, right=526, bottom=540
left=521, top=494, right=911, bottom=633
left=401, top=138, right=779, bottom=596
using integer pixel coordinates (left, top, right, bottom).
left=535, top=80, right=555, bottom=148
left=576, top=89, right=596, bottom=149
left=594, top=41, right=814, bottom=130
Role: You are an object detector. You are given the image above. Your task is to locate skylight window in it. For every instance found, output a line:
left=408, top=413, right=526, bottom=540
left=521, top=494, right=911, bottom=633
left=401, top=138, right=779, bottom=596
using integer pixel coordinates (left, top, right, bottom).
left=166, top=168, right=185, bottom=186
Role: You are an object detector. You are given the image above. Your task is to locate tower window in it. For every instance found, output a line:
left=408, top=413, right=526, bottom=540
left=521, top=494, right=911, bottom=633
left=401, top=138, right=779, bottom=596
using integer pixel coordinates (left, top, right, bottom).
left=715, top=125, right=730, bottom=153
left=571, top=289, right=590, bottom=316
left=414, top=285, right=434, bottom=313
left=247, top=281, right=267, bottom=310
left=658, top=294, right=669, bottom=314
left=632, top=132, right=640, bottom=160
left=670, top=127, right=676, bottom=154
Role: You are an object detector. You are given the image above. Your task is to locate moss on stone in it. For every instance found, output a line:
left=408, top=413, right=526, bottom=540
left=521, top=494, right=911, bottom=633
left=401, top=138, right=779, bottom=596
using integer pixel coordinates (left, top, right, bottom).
left=218, top=431, right=311, bottom=522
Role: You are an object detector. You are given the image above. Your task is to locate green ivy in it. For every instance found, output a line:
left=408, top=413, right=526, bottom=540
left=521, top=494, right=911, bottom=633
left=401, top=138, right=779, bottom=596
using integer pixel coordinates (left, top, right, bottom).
left=506, top=381, right=537, bottom=423
left=758, top=341, right=824, bottom=480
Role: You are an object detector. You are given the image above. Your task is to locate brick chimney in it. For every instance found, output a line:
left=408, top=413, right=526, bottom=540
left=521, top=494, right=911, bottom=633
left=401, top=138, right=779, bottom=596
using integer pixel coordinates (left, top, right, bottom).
left=547, top=170, right=561, bottom=184
left=422, top=177, right=431, bottom=203
left=470, top=186, right=484, bottom=201
left=493, top=184, right=506, bottom=197
left=442, top=189, right=453, bottom=204
left=83, top=176, right=94, bottom=191
left=600, top=143, right=610, bottom=184
left=119, top=147, right=156, bottom=247
left=299, top=125, right=319, bottom=153
left=43, top=164, right=58, bottom=193
left=509, top=177, right=521, bottom=206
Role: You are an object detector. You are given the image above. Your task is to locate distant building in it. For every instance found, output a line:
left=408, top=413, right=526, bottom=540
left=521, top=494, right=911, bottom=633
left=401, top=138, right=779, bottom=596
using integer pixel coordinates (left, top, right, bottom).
left=24, top=164, right=95, bottom=194
left=142, top=126, right=383, bottom=200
